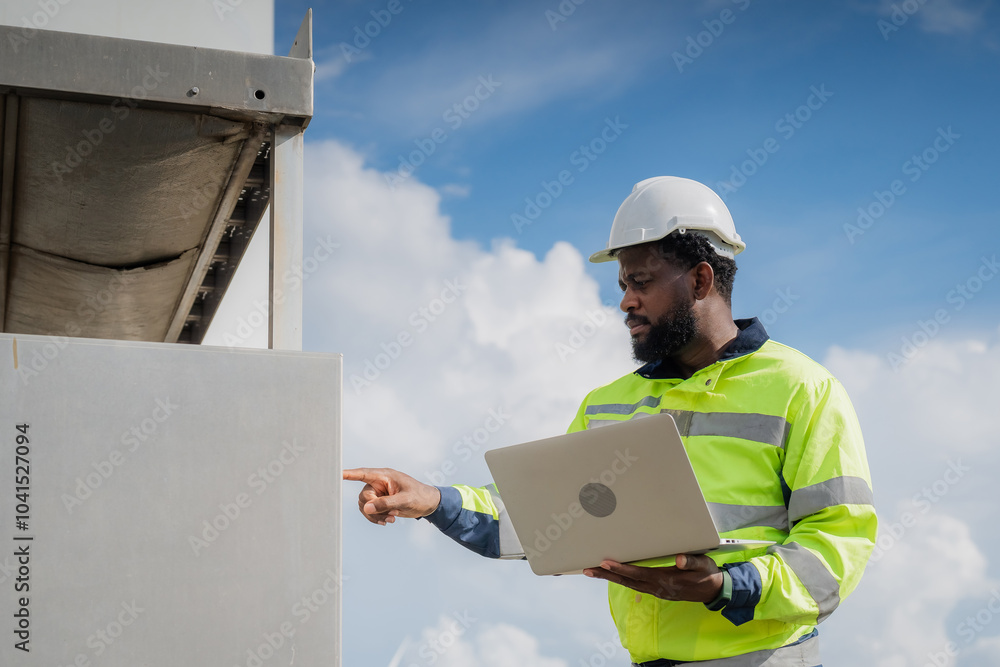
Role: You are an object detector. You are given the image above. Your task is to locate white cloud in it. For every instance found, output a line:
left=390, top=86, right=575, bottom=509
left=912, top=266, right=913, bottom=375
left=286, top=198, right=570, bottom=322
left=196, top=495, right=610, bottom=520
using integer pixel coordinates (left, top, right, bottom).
left=314, top=56, right=351, bottom=82
left=394, top=619, right=567, bottom=667
left=852, top=514, right=988, bottom=666
left=876, top=0, right=986, bottom=35
left=917, top=0, right=985, bottom=34
left=819, top=333, right=1000, bottom=664
left=824, top=335, right=1000, bottom=491
left=311, top=41, right=371, bottom=83
left=440, top=183, right=471, bottom=198
left=302, top=140, right=631, bottom=478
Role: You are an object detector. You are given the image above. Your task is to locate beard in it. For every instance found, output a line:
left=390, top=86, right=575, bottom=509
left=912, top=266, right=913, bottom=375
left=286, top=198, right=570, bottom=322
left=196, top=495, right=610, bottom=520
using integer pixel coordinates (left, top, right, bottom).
left=628, top=299, right=698, bottom=364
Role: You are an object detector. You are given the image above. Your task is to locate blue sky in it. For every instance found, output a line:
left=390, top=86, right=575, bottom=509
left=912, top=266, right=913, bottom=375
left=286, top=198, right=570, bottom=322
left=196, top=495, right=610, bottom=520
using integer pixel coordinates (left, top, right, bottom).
left=277, top=0, right=999, bottom=360
left=217, top=1, right=1000, bottom=665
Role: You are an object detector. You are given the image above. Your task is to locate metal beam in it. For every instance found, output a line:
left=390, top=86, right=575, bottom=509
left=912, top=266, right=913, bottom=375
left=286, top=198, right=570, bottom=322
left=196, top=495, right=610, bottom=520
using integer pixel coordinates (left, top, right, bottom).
left=0, top=25, right=312, bottom=125
left=268, top=125, right=304, bottom=352
left=0, top=95, right=17, bottom=330
left=164, top=124, right=269, bottom=343
left=183, top=147, right=271, bottom=344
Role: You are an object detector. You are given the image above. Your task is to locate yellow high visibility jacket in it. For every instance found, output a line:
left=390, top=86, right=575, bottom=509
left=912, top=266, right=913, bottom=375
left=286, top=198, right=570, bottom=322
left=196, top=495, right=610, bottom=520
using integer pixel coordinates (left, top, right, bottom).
left=425, top=319, right=877, bottom=662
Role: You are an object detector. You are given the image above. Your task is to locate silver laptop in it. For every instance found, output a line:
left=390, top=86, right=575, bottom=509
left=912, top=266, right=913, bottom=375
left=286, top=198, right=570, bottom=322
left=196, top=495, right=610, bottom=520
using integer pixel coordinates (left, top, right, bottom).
left=484, top=412, right=774, bottom=575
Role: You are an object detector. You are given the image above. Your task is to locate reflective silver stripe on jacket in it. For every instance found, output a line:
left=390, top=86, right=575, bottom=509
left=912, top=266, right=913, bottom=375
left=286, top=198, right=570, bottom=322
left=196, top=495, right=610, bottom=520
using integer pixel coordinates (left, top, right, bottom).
left=788, top=475, right=874, bottom=523
left=767, top=542, right=840, bottom=622
left=587, top=406, right=790, bottom=449
left=486, top=483, right=525, bottom=560
left=708, top=476, right=874, bottom=535
left=584, top=395, right=662, bottom=415
left=687, top=411, right=790, bottom=449
left=708, top=503, right=789, bottom=533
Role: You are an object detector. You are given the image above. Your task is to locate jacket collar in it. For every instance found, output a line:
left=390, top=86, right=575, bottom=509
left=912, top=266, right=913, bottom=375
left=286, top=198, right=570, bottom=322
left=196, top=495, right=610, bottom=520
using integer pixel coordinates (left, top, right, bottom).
left=635, top=317, right=769, bottom=380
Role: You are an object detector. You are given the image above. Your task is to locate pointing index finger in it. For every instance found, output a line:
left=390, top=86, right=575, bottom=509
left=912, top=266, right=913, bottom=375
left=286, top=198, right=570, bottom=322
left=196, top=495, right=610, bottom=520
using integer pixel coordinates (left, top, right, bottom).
left=342, top=468, right=380, bottom=483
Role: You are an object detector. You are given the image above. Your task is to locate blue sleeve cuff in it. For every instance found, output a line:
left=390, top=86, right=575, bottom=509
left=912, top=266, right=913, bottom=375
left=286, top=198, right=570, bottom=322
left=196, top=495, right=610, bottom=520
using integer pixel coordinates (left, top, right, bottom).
left=423, top=486, right=463, bottom=530
left=721, top=562, right=762, bottom=626
left=421, top=486, right=501, bottom=558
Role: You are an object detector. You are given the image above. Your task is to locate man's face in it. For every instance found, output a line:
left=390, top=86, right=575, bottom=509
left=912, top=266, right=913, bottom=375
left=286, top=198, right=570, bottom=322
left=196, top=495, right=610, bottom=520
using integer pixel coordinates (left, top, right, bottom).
left=617, top=244, right=698, bottom=363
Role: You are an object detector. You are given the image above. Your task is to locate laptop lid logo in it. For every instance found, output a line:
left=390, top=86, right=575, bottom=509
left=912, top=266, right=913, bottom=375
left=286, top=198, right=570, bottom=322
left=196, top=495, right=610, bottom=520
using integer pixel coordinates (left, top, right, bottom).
left=579, top=482, right=616, bottom=517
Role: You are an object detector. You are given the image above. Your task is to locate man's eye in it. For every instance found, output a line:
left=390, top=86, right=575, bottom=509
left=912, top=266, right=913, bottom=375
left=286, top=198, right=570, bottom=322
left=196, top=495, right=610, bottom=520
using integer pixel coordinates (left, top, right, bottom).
left=620, top=279, right=648, bottom=291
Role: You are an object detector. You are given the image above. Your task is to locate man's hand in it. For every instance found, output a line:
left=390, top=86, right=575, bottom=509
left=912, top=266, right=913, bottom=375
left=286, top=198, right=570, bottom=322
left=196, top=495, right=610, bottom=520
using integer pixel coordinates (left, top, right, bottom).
left=582, top=554, right=722, bottom=603
left=342, top=468, right=442, bottom=526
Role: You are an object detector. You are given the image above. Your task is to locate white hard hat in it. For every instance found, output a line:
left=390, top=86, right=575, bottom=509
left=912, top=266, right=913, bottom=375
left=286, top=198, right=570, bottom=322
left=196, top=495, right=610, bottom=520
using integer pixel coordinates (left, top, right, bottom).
left=589, top=176, right=745, bottom=263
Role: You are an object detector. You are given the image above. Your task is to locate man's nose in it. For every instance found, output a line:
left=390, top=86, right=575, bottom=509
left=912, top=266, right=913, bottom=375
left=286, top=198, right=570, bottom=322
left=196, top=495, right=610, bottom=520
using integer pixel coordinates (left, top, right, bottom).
left=619, top=287, right=637, bottom=313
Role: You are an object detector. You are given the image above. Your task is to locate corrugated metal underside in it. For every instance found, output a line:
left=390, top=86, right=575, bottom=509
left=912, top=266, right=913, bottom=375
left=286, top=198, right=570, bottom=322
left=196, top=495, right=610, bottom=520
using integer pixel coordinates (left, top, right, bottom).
left=0, top=94, right=270, bottom=343
left=0, top=17, right=315, bottom=344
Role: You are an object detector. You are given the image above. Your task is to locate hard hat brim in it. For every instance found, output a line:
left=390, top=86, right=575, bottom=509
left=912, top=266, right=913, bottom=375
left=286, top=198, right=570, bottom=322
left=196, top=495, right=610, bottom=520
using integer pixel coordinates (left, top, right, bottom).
left=588, top=232, right=743, bottom=264
left=588, top=248, right=618, bottom=264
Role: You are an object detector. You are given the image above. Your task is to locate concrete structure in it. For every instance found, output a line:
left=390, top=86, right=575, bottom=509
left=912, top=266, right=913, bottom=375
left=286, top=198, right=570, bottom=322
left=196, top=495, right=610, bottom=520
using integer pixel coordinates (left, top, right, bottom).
left=0, top=4, right=341, bottom=665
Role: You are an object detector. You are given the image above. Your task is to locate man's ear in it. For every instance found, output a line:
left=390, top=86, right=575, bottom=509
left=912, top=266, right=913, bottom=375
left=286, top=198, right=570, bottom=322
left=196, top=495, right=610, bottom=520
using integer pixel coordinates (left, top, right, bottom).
left=692, top=262, right=716, bottom=301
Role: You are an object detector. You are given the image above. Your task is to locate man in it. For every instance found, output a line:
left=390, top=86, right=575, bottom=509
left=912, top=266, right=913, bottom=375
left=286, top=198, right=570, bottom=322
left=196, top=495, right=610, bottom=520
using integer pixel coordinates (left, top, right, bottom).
left=344, top=176, right=877, bottom=666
